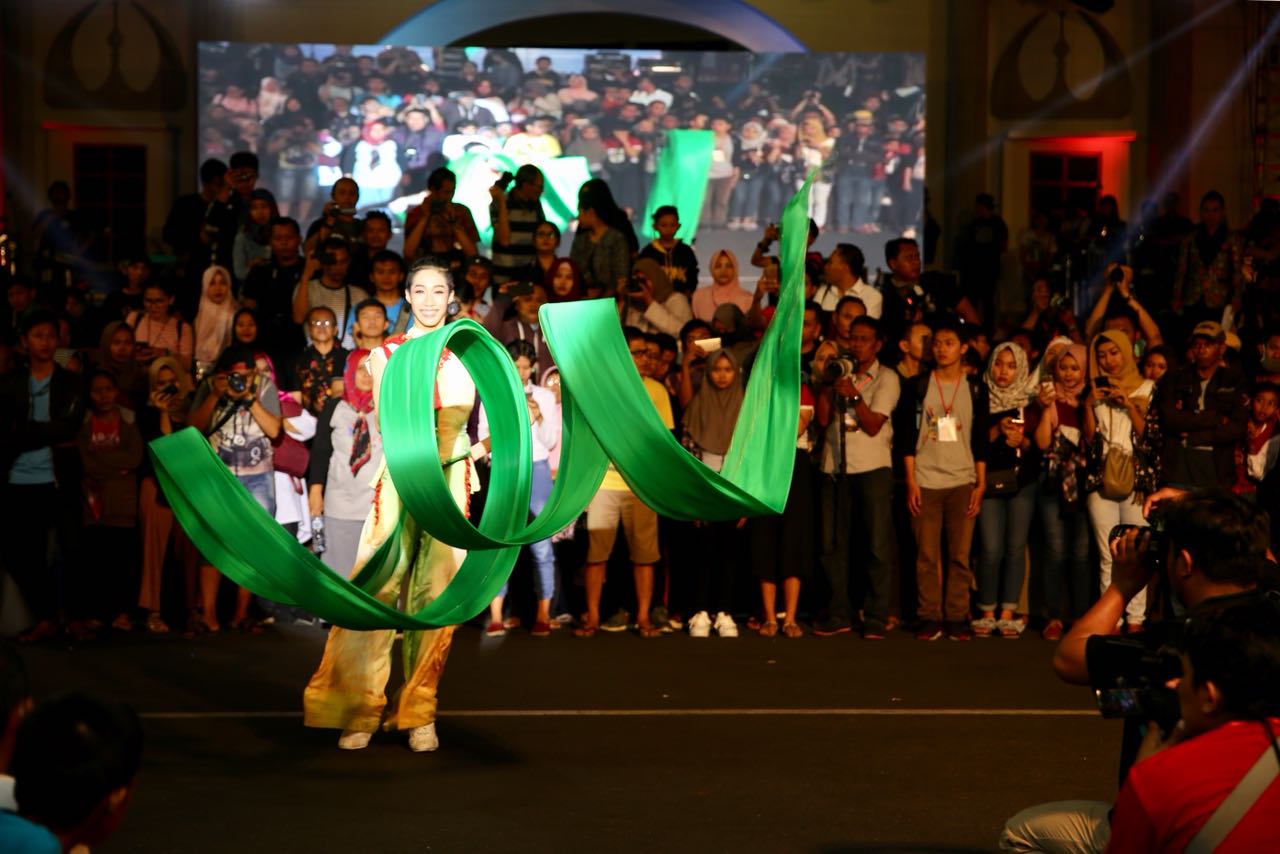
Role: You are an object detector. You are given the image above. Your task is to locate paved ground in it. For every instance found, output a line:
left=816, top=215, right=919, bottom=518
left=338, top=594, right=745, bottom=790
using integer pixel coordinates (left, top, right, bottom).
left=23, top=622, right=1120, bottom=853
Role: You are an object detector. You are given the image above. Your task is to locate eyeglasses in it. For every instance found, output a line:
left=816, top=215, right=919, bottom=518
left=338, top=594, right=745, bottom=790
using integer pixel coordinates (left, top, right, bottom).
left=143, top=297, right=168, bottom=305
left=310, top=319, right=335, bottom=328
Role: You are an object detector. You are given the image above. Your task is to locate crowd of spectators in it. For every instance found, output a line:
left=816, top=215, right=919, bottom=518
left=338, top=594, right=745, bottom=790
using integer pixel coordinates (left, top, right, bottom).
left=3, top=70, right=1280, bottom=649
left=196, top=44, right=925, bottom=236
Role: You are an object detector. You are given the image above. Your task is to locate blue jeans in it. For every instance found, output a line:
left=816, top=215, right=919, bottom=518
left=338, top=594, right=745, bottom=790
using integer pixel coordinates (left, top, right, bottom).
left=976, top=479, right=1036, bottom=612
left=499, top=460, right=556, bottom=601
left=238, top=471, right=276, bottom=517
left=1038, top=476, right=1091, bottom=620
left=728, top=175, right=764, bottom=221
left=834, top=171, right=882, bottom=229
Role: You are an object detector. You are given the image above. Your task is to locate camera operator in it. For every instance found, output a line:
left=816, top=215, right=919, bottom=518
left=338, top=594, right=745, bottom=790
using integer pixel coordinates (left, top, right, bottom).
left=1001, top=490, right=1274, bottom=853
left=1105, top=596, right=1280, bottom=852
left=489, top=164, right=547, bottom=284
left=813, top=315, right=899, bottom=638
left=303, top=177, right=363, bottom=254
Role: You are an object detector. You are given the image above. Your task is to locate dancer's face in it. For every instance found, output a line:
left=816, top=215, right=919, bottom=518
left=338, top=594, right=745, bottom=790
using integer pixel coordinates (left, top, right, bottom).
left=406, top=268, right=452, bottom=331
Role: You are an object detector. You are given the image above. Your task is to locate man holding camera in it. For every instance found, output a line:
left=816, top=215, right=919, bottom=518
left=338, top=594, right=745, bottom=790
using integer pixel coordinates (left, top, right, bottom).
left=188, top=345, right=283, bottom=633
left=290, top=236, right=370, bottom=344
left=813, top=315, right=899, bottom=638
left=1106, top=596, right=1280, bottom=851
left=1002, top=491, right=1274, bottom=853
left=489, top=165, right=547, bottom=284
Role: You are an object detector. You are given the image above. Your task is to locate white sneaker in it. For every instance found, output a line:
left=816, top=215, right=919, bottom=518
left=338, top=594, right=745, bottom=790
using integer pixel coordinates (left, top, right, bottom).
left=713, top=612, right=739, bottom=638
left=337, top=729, right=371, bottom=750
left=688, top=610, right=712, bottom=638
left=408, top=723, right=439, bottom=752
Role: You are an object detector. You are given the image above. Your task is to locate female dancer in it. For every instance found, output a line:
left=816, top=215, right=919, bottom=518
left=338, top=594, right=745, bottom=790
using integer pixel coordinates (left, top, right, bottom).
left=303, top=260, right=476, bottom=752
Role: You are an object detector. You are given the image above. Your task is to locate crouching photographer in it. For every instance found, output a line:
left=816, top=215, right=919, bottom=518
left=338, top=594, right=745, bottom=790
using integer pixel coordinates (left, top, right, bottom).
left=1001, top=490, right=1276, bottom=853
left=1106, top=596, right=1280, bottom=851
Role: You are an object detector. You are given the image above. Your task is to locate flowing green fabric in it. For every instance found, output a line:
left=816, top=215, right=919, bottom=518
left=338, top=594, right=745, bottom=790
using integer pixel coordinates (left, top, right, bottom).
left=641, top=129, right=715, bottom=243
left=447, top=150, right=592, bottom=245
left=149, top=178, right=812, bottom=629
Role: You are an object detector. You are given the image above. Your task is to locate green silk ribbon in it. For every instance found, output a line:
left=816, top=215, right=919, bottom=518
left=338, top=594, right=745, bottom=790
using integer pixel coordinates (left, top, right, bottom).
left=148, top=179, right=812, bottom=629
left=641, top=129, right=715, bottom=242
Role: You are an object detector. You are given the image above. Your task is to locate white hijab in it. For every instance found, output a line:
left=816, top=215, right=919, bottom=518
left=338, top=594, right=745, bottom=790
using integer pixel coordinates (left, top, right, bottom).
left=194, top=265, right=238, bottom=368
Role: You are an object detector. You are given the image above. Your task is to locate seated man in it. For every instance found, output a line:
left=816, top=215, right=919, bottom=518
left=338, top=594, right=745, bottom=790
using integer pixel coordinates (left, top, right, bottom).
left=8, top=692, right=143, bottom=853
left=1107, top=596, right=1280, bottom=851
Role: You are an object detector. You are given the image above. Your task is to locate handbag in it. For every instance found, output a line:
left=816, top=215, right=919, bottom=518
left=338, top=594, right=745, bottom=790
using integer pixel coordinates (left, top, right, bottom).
left=1100, top=408, right=1135, bottom=501
left=271, top=396, right=310, bottom=478
left=986, top=467, right=1020, bottom=497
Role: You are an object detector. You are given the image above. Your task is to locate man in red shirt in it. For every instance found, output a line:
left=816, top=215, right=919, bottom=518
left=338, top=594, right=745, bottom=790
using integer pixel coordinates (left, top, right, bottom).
left=1107, top=596, right=1280, bottom=852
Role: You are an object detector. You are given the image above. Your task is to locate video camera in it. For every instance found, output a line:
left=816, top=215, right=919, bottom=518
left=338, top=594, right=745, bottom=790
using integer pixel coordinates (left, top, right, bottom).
left=823, top=357, right=857, bottom=382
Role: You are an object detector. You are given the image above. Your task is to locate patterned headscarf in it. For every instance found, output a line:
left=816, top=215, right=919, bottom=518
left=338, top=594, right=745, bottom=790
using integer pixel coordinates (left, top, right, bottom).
left=984, top=341, right=1031, bottom=413
left=343, top=349, right=374, bottom=475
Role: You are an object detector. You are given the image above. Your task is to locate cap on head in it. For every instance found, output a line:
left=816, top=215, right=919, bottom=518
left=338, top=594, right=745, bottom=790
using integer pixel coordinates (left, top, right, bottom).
left=1191, top=321, right=1226, bottom=343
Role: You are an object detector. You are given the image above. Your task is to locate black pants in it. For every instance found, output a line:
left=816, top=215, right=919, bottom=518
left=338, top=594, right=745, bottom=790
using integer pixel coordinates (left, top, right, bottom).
left=690, top=520, right=746, bottom=615
left=2, top=483, right=81, bottom=623
left=75, top=524, right=139, bottom=620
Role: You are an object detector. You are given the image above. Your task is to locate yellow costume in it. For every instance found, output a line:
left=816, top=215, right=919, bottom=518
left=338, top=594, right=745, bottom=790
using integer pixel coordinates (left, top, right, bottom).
left=303, top=332, right=476, bottom=734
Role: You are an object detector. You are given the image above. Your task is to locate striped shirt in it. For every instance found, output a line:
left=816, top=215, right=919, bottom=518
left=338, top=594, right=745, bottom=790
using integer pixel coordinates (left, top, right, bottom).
left=490, top=194, right=544, bottom=283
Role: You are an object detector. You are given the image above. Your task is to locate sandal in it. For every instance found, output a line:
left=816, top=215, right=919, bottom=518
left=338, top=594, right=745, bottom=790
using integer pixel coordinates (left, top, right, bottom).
left=232, top=617, right=266, bottom=635
left=186, top=615, right=217, bottom=636
left=1042, top=619, right=1064, bottom=642
left=746, top=615, right=763, bottom=631
left=635, top=624, right=661, bottom=638
left=573, top=623, right=598, bottom=638
left=782, top=622, right=804, bottom=638
left=112, top=613, right=134, bottom=632
left=758, top=621, right=778, bottom=637
left=146, top=612, right=170, bottom=634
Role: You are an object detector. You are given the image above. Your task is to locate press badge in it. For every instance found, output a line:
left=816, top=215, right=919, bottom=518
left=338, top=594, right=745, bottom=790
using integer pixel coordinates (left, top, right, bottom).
left=937, top=415, right=959, bottom=443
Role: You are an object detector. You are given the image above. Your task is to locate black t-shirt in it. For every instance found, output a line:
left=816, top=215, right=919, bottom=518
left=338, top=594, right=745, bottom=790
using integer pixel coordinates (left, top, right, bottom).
left=243, top=259, right=306, bottom=364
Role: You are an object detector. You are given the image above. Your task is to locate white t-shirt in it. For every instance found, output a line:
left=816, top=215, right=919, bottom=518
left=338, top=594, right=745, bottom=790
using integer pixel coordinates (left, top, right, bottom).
left=821, top=360, right=899, bottom=474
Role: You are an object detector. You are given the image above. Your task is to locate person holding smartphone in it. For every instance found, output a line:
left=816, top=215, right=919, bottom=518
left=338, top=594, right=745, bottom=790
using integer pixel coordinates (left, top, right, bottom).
left=1081, top=330, right=1157, bottom=633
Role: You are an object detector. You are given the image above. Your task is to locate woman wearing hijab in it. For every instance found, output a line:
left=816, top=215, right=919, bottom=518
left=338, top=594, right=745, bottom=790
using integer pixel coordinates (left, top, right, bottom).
left=545, top=257, right=585, bottom=304
left=710, top=302, right=758, bottom=369
left=95, top=321, right=148, bottom=410
left=620, top=257, right=693, bottom=336
left=308, top=349, right=383, bottom=580
left=1081, top=329, right=1157, bottom=632
left=680, top=348, right=747, bottom=639
left=193, top=265, right=238, bottom=379
left=233, top=188, right=279, bottom=283
left=973, top=342, right=1039, bottom=638
left=1032, top=342, right=1091, bottom=641
left=692, top=249, right=754, bottom=322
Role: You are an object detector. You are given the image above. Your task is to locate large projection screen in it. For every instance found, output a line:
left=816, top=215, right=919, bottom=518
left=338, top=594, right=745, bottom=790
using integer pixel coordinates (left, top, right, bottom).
left=198, top=44, right=925, bottom=272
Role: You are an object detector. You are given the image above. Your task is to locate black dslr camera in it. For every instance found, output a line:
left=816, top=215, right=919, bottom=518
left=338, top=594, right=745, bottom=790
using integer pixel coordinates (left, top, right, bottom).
left=227, top=372, right=249, bottom=395
left=494, top=171, right=516, bottom=191
left=1089, top=515, right=1181, bottom=731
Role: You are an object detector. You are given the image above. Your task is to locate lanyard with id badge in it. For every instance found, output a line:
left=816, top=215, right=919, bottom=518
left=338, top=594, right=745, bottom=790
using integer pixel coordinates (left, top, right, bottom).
left=931, top=374, right=962, bottom=443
